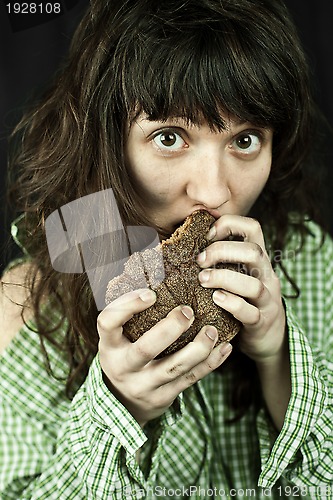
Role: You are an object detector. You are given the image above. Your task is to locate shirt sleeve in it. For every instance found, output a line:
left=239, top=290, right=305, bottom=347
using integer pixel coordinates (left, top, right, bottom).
left=68, top=355, right=182, bottom=498
left=256, top=224, right=333, bottom=492
left=0, top=325, right=181, bottom=499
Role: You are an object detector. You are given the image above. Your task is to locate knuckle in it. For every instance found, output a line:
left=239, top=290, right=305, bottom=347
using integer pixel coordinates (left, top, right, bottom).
left=201, top=356, right=217, bottom=372
left=152, top=392, right=169, bottom=410
left=248, top=217, right=262, bottom=234
left=134, top=341, right=153, bottom=361
left=205, top=361, right=215, bottom=371
left=250, top=242, right=264, bottom=262
left=248, top=308, right=261, bottom=325
left=166, top=363, right=186, bottom=378
left=101, top=360, right=123, bottom=387
left=97, top=312, right=110, bottom=333
left=185, top=370, right=198, bottom=386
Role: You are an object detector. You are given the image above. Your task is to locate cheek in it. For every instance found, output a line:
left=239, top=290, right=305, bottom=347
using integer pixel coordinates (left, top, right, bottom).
left=127, top=147, right=159, bottom=193
left=251, top=154, right=272, bottom=192
left=129, top=158, right=174, bottom=204
left=235, top=162, right=271, bottom=207
left=253, top=166, right=271, bottom=195
left=128, top=151, right=185, bottom=202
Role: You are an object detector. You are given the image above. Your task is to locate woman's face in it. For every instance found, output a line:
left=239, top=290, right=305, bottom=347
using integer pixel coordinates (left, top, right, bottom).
left=126, top=112, right=273, bottom=233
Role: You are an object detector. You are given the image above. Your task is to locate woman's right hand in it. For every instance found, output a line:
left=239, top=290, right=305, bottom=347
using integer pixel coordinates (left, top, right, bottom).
left=98, top=288, right=233, bottom=426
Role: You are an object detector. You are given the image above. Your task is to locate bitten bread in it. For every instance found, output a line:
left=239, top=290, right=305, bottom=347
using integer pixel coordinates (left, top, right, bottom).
left=105, top=210, right=241, bottom=357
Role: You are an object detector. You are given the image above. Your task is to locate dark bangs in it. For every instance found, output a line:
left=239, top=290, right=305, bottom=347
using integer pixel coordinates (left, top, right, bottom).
left=116, top=0, right=308, bottom=137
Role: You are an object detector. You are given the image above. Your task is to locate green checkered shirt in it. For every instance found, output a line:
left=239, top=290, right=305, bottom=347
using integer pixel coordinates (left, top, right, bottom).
left=0, top=220, right=332, bottom=499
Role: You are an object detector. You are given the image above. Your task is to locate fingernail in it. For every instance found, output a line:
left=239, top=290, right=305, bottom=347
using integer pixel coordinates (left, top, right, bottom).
left=199, top=269, right=211, bottom=283
left=207, top=226, right=216, bottom=240
left=205, top=326, right=218, bottom=341
left=220, top=342, right=232, bottom=356
left=213, top=290, right=226, bottom=305
left=139, top=289, right=156, bottom=302
left=197, top=250, right=206, bottom=264
left=181, top=305, right=194, bottom=320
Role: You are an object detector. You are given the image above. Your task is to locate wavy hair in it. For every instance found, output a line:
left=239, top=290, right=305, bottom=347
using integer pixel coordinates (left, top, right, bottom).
left=8, top=0, right=323, bottom=414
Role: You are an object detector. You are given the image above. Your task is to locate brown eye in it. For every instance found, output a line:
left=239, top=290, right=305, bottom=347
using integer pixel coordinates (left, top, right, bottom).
left=232, top=132, right=262, bottom=155
left=160, top=132, right=177, bottom=147
left=236, top=134, right=253, bottom=149
left=153, top=130, right=186, bottom=151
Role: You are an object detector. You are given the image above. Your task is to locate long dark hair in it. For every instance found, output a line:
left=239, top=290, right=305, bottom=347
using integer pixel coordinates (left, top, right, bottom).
left=7, top=0, right=322, bottom=410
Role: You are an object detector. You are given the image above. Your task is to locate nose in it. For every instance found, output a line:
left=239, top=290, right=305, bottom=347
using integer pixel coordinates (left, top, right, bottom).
left=186, top=151, right=230, bottom=209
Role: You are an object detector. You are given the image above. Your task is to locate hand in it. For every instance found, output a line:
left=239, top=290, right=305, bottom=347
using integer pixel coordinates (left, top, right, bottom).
left=97, top=288, right=233, bottom=426
left=197, top=215, right=286, bottom=363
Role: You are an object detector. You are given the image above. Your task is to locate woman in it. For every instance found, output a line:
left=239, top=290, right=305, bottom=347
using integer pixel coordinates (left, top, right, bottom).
left=1, top=0, right=332, bottom=498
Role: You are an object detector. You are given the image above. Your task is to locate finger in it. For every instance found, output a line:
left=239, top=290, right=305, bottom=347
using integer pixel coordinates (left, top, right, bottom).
left=127, top=305, right=195, bottom=369
left=197, top=240, right=272, bottom=281
left=169, top=341, right=233, bottom=395
left=154, top=325, right=219, bottom=384
left=97, top=288, right=156, bottom=346
left=206, top=214, right=266, bottom=249
left=198, top=268, right=270, bottom=306
left=213, top=289, right=260, bottom=326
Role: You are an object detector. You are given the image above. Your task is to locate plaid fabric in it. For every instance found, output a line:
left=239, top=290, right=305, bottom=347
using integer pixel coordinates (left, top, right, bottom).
left=0, top=220, right=332, bottom=499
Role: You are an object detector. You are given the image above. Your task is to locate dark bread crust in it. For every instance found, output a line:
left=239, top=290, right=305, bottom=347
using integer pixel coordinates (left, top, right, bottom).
left=105, top=210, right=241, bottom=357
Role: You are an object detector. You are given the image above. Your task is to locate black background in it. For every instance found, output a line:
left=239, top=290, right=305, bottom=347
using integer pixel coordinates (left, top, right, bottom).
left=1, top=0, right=333, bottom=274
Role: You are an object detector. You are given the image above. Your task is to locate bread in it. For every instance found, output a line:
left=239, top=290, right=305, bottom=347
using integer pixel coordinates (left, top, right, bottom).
left=105, top=210, right=241, bottom=357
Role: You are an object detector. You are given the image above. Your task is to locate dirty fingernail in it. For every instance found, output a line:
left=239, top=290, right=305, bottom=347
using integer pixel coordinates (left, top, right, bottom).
left=207, top=226, right=216, bottom=240
left=197, top=250, right=206, bottom=264
left=220, top=342, right=232, bottom=356
left=205, top=326, right=218, bottom=341
left=181, top=305, right=194, bottom=320
left=139, top=289, right=156, bottom=302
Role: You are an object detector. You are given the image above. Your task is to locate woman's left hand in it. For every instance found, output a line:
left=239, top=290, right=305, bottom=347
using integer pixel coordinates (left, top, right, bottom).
left=197, top=214, right=286, bottom=363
